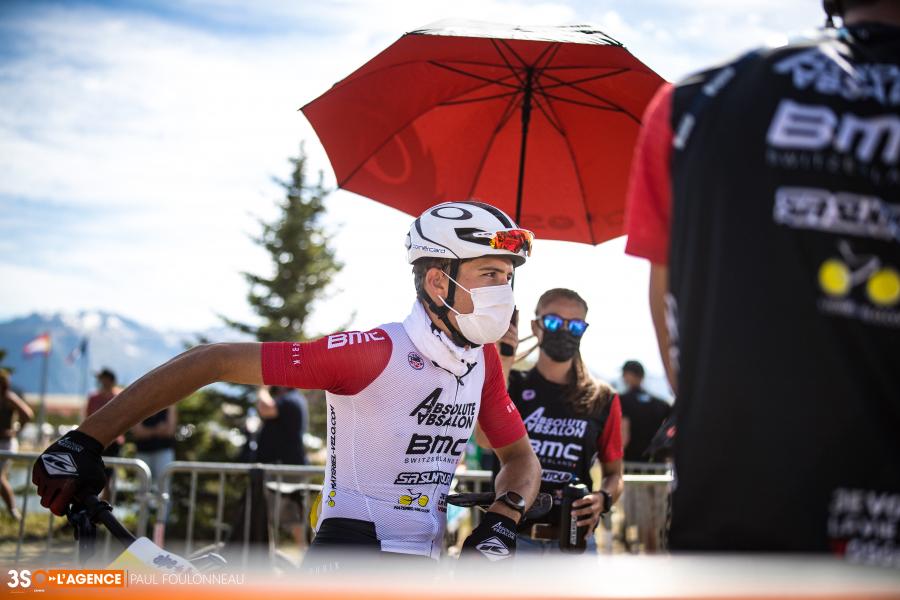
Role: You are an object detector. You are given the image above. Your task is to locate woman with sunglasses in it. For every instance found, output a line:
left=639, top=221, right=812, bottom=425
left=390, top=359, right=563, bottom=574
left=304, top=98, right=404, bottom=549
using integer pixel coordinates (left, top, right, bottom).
left=500, top=288, right=624, bottom=554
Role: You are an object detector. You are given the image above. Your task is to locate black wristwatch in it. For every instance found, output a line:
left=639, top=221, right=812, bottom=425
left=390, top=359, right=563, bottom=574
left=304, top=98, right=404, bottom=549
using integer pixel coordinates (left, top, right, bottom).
left=496, top=491, right=526, bottom=518
left=599, top=490, right=613, bottom=515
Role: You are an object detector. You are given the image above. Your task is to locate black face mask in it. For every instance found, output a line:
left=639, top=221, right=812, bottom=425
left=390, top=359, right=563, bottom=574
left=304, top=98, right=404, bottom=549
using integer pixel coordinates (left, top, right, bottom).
left=540, top=329, right=581, bottom=362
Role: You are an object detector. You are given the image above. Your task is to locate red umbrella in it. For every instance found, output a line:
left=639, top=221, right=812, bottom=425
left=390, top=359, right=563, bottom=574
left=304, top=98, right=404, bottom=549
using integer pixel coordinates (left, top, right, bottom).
left=302, top=20, right=664, bottom=245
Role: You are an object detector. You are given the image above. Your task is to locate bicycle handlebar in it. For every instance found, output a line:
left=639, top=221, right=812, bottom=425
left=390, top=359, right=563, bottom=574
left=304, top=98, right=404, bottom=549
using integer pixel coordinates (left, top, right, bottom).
left=71, top=494, right=138, bottom=547
left=447, top=491, right=552, bottom=520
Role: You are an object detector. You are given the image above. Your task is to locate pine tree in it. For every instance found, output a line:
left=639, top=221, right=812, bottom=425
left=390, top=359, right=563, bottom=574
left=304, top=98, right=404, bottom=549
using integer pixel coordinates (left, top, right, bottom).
left=224, top=144, right=343, bottom=342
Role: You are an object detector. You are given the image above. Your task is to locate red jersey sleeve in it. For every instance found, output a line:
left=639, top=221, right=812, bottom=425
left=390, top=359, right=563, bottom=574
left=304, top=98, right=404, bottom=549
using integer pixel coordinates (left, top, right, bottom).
left=478, top=344, right=527, bottom=448
left=261, top=329, right=392, bottom=396
left=597, top=394, right=624, bottom=464
left=624, top=82, right=674, bottom=266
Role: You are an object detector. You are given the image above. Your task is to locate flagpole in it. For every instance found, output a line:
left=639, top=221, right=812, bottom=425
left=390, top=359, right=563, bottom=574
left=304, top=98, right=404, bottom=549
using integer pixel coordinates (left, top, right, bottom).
left=80, top=339, right=89, bottom=397
left=37, top=347, right=49, bottom=442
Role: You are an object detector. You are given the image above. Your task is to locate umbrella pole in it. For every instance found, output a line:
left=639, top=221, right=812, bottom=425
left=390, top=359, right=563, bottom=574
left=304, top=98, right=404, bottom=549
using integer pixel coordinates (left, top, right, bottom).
left=514, top=67, right=534, bottom=225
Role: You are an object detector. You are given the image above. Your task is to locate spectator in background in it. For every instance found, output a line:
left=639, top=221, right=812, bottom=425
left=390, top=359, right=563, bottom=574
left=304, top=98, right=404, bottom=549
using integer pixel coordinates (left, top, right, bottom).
left=618, top=360, right=672, bottom=553
left=496, top=288, right=623, bottom=554
left=86, top=368, right=126, bottom=499
left=619, top=360, right=671, bottom=464
left=256, top=386, right=308, bottom=466
left=256, top=386, right=308, bottom=547
left=0, top=369, right=33, bottom=520
left=131, top=406, right=176, bottom=487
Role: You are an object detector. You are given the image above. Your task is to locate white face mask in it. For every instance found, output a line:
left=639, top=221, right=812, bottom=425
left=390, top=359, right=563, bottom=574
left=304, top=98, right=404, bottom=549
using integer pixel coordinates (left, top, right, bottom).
left=439, top=272, right=515, bottom=345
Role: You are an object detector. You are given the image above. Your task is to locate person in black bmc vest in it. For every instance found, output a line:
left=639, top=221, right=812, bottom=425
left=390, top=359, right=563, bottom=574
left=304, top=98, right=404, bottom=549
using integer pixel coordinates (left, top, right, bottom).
left=619, top=360, right=671, bottom=464
left=624, top=0, right=900, bottom=564
left=497, top=288, right=624, bottom=554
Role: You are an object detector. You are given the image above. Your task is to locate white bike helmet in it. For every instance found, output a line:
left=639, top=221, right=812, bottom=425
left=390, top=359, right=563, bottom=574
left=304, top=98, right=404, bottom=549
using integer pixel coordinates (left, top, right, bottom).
left=406, top=201, right=532, bottom=266
left=406, top=201, right=533, bottom=348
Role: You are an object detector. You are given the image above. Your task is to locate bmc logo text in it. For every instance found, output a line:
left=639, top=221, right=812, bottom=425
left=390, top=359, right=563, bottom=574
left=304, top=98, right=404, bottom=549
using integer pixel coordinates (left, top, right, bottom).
left=327, top=330, right=386, bottom=349
left=406, top=434, right=467, bottom=456
left=767, top=99, right=899, bottom=164
left=531, top=439, right=582, bottom=462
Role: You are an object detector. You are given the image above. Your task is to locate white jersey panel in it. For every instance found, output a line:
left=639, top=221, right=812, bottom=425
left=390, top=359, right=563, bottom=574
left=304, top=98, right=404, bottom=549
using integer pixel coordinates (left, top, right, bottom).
left=317, top=322, right=486, bottom=559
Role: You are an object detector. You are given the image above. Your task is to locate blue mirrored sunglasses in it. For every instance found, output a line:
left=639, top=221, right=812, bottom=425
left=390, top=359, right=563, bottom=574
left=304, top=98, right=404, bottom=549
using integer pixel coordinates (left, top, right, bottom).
left=540, top=313, right=589, bottom=337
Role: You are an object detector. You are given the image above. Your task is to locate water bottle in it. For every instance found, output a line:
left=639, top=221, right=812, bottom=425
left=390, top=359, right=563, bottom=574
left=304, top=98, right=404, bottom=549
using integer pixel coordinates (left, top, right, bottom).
left=558, top=483, right=589, bottom=553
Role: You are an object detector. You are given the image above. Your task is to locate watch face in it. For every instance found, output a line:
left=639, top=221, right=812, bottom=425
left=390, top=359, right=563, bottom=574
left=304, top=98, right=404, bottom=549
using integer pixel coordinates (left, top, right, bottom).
left=504, top=491, right=526, bottom=509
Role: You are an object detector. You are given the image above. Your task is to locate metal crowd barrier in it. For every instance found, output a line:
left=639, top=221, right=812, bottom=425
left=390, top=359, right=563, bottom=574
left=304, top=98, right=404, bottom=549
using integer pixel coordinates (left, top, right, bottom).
left=621, top=462, right=673, bottom=553
left=155, top=462, right=500, bottom=566
left=2, top=453, right=674, bottom=567
left=156, top=461, right=325, bottom=568
left=155, top=462, right=673, bottom=564
left=0, top=450, right=152, bottom=566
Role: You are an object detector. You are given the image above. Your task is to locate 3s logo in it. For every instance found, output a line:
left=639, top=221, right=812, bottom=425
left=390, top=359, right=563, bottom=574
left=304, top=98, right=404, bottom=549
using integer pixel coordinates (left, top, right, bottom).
left=7, top=569, right=32, bottom=588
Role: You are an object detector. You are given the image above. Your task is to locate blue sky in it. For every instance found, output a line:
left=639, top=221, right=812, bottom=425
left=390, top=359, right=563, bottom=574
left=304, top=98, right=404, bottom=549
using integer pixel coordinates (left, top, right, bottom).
left=0, top=0, right=823, bottom=386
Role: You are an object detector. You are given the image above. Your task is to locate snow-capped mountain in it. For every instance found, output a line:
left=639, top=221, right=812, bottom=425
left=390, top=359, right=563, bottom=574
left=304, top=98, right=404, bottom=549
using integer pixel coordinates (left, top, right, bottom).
left=0, top=310, right=249, bottom=394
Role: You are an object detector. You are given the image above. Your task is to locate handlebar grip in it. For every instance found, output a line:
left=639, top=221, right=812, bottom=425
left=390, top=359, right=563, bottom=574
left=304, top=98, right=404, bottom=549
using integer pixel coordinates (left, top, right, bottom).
left=73, top=493, right=137, bottom=546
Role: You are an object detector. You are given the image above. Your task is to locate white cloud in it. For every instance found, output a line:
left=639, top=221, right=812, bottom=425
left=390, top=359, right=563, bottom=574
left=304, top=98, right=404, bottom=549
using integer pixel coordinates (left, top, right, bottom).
left=2, top=0, right=822, bottom=380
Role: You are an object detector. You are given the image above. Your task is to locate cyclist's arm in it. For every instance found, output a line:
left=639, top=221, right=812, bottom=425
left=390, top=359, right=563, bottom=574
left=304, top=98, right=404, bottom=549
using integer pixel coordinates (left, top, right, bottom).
left=649, top=265, right=677, bottom=392
left=598, top=394, right=625, bottom=504
left=7, top=391, right=34, bottom=423
left=472, top=423, right=491, bottom=449
left=479, top=343, right=540, bottom=522
left=491, top=436, right=541, bottom=523
left=624, top=82, right=678, bottom=393
left=78, top=342, right=263, bottom=447
left=572, top=394, right=624, bottom=528
left=79, top=330, right=391, bottom=448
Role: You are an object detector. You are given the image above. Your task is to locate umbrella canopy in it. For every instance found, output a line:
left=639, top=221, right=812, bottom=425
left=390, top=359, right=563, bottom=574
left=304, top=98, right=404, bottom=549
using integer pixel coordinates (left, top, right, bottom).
left=302, top=19, right=664, bottom=245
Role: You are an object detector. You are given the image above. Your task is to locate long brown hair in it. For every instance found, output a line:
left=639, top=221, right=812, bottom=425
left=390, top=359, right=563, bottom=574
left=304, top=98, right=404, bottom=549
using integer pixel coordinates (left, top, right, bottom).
left=536, top=288, right=614, bottom=416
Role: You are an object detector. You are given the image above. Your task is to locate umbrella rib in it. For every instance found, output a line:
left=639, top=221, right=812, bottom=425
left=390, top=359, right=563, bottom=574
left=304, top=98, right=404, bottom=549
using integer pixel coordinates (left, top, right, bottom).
left=429, top=60, right=522, bottom=90
left=466, top=90, right=523, bottom=199
left=539, top=67, right=631, bottom=91
left=439, top=90, right=521, bottom=106
left=490, top=39, right=526, bottom=86
left=531, top=83, right=566, bottom=136
left=540, top=92, right=629, bottom=115
left=534, top=42, right=562, bottom=78
left=557, top=119, right=598, bottom=246
left=527, top=87, right=566, bottom=136
left=540, top=71, right=642, bottom=122
left=497, top=38, right=556, bottom=72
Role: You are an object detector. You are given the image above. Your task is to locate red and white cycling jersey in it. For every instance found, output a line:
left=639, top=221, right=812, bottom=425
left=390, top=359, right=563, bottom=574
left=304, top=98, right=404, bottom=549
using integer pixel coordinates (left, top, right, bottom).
left=261, top=322, right=526, bottom=558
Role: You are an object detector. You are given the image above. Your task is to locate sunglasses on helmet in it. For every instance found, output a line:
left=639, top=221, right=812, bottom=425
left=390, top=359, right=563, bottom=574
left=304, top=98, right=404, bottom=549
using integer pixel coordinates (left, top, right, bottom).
left=538, top=313, right=589, bottom=337
left=464, top=228, right=534, bottom=257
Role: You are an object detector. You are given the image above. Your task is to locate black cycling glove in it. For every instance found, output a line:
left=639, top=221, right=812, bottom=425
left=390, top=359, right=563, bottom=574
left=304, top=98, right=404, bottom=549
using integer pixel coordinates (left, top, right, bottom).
left=32, top=430, right=107, bottom=516
left=461, top=512, right=517, bottom=561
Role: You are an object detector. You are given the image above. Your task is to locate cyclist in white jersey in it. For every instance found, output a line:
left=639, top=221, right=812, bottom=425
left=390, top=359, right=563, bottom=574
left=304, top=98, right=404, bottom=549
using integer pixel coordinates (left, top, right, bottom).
left=32, top=201, right=542, bottom=566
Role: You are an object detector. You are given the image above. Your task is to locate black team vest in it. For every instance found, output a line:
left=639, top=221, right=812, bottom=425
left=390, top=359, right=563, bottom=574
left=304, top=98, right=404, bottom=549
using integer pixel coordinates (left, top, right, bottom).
left=667, top=24, right=900, bottom=561
left=507, top=368, right=611, bottom=527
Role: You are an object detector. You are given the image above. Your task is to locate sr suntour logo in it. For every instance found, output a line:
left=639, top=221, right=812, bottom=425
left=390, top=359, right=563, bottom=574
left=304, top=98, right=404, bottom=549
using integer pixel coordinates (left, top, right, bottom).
left=394, top=471, right=453, bottom=486
left=410, top=388, right=476, bottom=429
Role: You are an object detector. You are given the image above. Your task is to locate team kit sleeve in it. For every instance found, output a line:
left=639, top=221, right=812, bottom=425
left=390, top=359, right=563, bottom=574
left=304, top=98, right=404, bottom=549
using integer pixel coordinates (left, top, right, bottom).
left=597, top=394, right=624, bottom=464
left=260, top=329, right=392, bottom=396
left=478, top=343, right=527, bottom=448
left=624, top=82, right=675, bottom=266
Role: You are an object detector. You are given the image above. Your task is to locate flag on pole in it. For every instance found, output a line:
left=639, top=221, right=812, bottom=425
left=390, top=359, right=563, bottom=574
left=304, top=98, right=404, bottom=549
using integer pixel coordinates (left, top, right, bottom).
left=65, top=337, right=88, bottom=365
left=23, top=332, right=52, bottom=357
